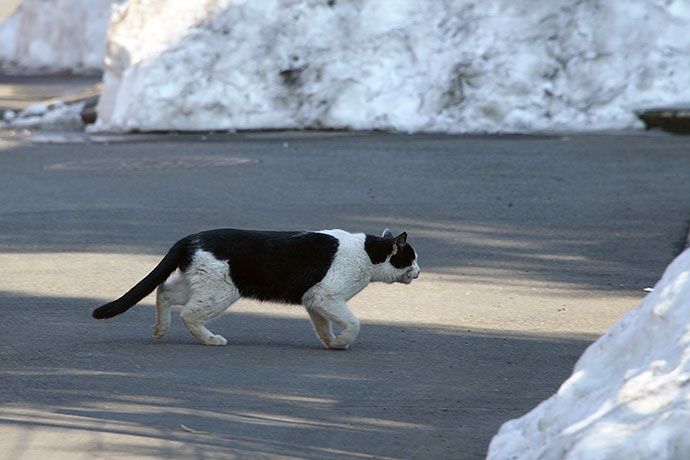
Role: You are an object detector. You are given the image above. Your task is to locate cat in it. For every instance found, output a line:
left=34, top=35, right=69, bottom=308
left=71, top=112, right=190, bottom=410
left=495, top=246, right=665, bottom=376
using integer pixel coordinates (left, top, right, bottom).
left=92, top=228, right=420, bottom=349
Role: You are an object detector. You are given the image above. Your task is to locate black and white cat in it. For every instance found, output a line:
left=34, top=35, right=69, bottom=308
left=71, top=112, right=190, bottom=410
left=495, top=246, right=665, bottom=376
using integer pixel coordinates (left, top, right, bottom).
left=93, top=228, right=420, bottom=349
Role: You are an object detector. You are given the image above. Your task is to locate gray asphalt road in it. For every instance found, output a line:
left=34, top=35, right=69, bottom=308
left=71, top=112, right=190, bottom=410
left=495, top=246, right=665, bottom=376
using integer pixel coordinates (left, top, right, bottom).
left=1, top=131, right=689, bottom=459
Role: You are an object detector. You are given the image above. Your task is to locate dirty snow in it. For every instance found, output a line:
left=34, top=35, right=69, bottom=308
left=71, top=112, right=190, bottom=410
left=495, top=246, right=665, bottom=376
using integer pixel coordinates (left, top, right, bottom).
left=0, top=0, right=118, bottom=73
left=91, top=0, right=690, bottom=133
left=2, top=0, right=690, bottom=133
left=3, top=102, right=84, bottom=130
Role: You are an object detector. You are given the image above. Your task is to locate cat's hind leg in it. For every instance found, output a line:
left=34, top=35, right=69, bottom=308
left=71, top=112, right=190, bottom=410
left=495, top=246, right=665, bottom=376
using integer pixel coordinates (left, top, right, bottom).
left=180, top=287, right=239, bottom=346
left=180, top=291, right=238, bottom=346
left=179, top=252, right=240, bottom=346
left=154, top=272, right=190, bottom=339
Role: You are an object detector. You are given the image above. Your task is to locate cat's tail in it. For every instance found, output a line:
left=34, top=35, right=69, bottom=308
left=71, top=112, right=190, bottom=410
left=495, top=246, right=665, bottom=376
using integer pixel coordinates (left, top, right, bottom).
left=92, top=240, right=189, bottom=319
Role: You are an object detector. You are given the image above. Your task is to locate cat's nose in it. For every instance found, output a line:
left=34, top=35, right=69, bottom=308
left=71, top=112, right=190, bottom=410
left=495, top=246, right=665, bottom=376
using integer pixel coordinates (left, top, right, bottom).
left=414, top=271, right=420, bottom=279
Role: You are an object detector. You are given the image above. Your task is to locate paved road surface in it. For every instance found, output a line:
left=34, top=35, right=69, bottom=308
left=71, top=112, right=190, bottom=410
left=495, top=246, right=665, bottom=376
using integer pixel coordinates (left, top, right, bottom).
left=1, top=131, right=689, bottom=459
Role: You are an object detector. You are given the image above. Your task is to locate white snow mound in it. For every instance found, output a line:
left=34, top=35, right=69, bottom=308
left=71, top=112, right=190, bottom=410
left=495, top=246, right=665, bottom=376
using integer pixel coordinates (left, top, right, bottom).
left=3, top=102, right=85, bottom=130
left=487, top=248, right=690, bottom=460
left=0, top=0, right=116, bottom=72
left=93, top=0, right=690, bottom=133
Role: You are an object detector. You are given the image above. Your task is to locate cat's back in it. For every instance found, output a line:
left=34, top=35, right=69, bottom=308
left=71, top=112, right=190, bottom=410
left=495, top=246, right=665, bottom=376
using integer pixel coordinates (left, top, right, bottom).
left=189, top=228, right=342, bottom=303
left=194, top=228, right=338, bottom=260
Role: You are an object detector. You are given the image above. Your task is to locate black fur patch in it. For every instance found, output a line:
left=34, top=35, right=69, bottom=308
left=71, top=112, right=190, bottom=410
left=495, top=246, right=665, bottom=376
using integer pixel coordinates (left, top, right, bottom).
left=364, top=235, right=394, bottom=264
left=192, top=229, right=339, bottom=304
left=365, top=234, right=416, bottom=269
left=390, top=242, right=416, bottom=269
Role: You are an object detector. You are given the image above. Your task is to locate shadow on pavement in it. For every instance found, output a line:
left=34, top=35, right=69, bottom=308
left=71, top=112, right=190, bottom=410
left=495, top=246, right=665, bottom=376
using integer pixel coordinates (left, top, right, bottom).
left=0, top=292, right=590, bottom=460
left=0, top=133, right=688, bottom=297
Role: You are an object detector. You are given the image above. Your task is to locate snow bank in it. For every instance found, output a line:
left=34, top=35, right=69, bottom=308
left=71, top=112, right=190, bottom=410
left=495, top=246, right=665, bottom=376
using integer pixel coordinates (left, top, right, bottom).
left=487, top=248, right=690, bottom=460
left=3, top=0, right=690, bottom=132
left=93, top=0, right=690, bottom=133
left=2, top=102, right=85, bottom=130
left=0, top=0, right=116, bottom=72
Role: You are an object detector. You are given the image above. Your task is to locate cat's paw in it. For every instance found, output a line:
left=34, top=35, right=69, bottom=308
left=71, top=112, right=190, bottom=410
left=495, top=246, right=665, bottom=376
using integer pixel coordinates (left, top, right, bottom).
left=204, top=334, right=228, bottom=346
left=153, top=324, right=168, bottom=339
left=316, top=334, right=335, bottom=349
left=327, top=335, right=352, bottom=350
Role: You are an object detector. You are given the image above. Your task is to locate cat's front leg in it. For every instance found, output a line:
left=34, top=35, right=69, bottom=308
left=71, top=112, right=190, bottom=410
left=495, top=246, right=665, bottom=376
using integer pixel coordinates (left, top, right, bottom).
left=308, top=301, right=360, bottom=350
left=307, top=309, right=335, bottom=349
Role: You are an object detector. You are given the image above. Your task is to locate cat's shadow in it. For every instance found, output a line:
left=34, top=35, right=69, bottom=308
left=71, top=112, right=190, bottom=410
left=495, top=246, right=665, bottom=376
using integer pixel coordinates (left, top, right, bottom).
left=3, top=292, right=591, bottom=460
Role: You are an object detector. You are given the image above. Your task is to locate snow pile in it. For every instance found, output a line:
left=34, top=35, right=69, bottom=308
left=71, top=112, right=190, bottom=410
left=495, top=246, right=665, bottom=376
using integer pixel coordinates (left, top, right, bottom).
left=93, top=0, right=690, bottom=133
left=2, top=102, right=85, bottom=131
left=0, top=0, right=116, bottom=73
left=487, top=249, right=690, bottom=460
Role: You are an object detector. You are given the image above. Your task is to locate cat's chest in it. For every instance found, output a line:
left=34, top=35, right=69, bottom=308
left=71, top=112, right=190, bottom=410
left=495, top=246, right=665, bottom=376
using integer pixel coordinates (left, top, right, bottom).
left=316, top=248, right=371, bottom=299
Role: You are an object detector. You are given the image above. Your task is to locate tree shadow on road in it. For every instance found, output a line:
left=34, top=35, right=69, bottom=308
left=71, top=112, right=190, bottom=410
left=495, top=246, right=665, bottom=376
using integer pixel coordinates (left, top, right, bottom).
left=0, top=292, right=591, bottom=460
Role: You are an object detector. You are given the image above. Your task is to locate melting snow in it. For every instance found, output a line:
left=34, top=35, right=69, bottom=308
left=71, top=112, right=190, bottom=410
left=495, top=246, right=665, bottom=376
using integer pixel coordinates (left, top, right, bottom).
left=2, top=0, right=690, bottom=133
left=91, top=0, right=690, bottom=133
left=488, top=249, right=690, bottom=460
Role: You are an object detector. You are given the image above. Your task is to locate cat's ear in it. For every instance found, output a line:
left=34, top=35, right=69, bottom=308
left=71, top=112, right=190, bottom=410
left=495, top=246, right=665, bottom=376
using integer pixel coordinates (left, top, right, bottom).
left=389, top=232, right=407, bottom=255
left=382, top=228, right=394, bottom=238
left=394, top=232, right=407, bottom=248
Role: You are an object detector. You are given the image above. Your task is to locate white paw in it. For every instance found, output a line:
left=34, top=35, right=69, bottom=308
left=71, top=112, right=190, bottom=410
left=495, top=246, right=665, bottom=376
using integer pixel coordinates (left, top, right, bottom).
left=153, top=324, right=168, bottom=339
left=327, top=335, right=352, bottom=350
left=317, top=334, right=335, bottom=349
left=204, top=334, right=228, bottom=346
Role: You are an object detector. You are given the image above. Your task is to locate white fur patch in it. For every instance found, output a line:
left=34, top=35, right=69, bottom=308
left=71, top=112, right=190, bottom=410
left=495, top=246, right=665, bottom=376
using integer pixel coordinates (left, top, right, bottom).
left=157, top=249, right=240, bottom=346
left=309, top=230, right=371, bottom=300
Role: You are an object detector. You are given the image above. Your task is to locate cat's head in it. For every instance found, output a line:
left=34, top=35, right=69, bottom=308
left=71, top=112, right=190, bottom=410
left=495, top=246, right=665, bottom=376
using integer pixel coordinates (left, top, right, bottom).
left=368, top=229, right=420, bottom=284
